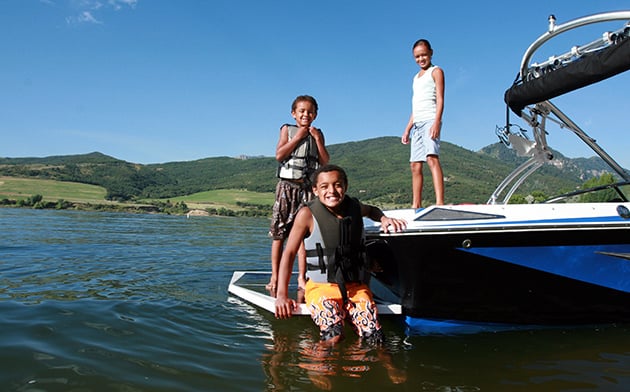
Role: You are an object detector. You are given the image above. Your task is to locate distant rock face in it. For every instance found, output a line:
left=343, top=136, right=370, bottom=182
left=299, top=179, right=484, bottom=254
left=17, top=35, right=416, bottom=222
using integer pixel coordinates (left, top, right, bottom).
left=186, top=209, right=210, bottom=218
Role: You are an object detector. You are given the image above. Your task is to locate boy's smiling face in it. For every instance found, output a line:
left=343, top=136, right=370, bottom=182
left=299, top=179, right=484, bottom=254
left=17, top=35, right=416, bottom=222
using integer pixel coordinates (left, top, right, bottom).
left=312, top=170, right=347, bottom=212
left=291, top=100, right=317, bottom=127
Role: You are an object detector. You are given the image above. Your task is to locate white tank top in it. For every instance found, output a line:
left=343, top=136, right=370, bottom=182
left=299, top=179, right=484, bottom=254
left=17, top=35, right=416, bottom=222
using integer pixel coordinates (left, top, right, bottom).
left=412, top=65, right=438, bottom=123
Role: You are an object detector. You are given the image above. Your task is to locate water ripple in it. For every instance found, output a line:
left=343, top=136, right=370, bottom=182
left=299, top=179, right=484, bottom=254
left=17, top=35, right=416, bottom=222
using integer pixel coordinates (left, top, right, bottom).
left=1, top=208, right=629, bottom=391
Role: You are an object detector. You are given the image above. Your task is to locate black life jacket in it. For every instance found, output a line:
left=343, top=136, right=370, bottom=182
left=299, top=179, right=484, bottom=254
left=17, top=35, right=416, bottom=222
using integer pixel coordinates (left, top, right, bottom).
left=304, top=197, right=367, bottom=305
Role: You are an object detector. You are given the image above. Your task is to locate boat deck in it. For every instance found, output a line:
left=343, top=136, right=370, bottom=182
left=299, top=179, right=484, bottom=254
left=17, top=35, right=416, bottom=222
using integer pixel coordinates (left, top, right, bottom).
left=228, top=271, right=402, bottom=315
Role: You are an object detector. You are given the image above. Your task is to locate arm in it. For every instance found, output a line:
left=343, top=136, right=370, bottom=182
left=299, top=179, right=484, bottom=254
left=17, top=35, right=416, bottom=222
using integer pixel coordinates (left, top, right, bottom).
left=430, top=67, right=445, bottom=140
left=275, top=207, right=313, bottom=318
left=401, top=113, right=414, bottom=145
left=360, top=202, right=407, bottom=233
left=309, top=127, right=329, bottom=165
left=275, top=125, right=309, bottom=162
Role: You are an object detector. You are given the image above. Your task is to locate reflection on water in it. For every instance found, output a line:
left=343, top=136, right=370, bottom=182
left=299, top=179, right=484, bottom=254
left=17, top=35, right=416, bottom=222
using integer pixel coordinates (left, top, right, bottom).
left=261, top=323, right=407, bottom=391
left=0, top=208, right=629, bottom=391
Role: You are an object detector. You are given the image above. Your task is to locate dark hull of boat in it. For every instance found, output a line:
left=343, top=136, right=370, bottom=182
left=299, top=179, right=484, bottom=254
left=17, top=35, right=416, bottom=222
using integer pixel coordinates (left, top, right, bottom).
left=366, top=225, right=630, bottom=325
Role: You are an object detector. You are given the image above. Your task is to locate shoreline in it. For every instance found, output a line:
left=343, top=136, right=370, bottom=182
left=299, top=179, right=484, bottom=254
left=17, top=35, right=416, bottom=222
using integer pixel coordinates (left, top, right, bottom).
left=0, top=198, right=271, bottom=217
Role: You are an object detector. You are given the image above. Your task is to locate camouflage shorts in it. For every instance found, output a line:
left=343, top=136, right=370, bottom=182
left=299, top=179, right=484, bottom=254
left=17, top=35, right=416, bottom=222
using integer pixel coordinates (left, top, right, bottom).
left=269, top=179, right=314, bottom=240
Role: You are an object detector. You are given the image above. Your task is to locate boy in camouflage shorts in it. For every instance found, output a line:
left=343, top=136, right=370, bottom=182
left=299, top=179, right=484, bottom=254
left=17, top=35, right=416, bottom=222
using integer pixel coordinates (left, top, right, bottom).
left=267, top=95, right=329, bottom=295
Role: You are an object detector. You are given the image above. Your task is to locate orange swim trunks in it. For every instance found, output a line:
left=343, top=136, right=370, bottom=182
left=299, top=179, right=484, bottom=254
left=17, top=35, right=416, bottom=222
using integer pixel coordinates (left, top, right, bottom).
left=304, top=280, right=382, bottom=341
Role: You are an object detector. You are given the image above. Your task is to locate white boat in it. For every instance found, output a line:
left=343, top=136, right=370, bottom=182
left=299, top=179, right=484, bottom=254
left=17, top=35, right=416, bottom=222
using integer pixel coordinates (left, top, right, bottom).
left=228, top=11, right=630, bottom=333
left=364, top=11, right=630, bottom=332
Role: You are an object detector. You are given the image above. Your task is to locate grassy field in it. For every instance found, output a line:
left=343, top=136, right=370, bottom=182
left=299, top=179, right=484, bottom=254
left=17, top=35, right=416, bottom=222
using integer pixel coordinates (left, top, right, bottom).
left=164, top=189, right=274, bottom=210
left=0, top=176, right=108, bottom=203
left=0, top=176, right=275, bottom=211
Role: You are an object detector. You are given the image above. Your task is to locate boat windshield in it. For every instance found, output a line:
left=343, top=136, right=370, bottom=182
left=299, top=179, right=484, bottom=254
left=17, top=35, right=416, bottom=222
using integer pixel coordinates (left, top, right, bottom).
left=545, top=181, right=630, bottom=203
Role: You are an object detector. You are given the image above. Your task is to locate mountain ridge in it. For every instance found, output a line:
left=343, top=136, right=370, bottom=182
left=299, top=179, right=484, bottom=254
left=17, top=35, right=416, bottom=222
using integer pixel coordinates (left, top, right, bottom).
left=0, top=136, right=617, bottom=205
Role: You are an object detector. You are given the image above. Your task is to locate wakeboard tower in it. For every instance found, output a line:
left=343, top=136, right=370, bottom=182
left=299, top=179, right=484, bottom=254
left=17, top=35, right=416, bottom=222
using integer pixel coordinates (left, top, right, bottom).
left=495, top=11, right=630, bottom=204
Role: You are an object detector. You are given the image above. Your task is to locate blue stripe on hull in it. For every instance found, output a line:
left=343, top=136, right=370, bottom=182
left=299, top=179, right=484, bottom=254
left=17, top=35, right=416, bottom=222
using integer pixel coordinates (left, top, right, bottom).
left=404, top=317, right=548, bottom=335
left=463, top=244, right=630, bottom=292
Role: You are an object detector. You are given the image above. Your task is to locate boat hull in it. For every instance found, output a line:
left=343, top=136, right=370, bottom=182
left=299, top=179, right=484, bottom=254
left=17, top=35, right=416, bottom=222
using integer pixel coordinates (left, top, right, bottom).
left=365, top=207, right=630, bottom=326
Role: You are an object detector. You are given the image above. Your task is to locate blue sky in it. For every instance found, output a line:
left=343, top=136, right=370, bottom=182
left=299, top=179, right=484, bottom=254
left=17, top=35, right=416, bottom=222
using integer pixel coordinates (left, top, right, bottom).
left=2, top=1, right=629, bottom=170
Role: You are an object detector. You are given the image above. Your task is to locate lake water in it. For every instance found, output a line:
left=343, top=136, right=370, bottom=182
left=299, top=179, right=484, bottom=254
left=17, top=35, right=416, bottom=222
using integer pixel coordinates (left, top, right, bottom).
left=1, top=208, right=628, bottom=391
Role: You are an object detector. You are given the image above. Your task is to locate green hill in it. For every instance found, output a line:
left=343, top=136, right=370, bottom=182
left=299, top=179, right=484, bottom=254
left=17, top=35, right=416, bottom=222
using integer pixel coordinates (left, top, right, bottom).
left=0, top=136, right=617, bottom=208
left=0, top=176, right=107, bottom=203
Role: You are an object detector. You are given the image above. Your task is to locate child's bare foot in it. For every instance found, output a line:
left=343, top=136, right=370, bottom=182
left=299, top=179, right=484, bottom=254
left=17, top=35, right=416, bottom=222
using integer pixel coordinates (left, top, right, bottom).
left=265, top=279, right=277, bottom=297
left=296, top=276, right=307, bottom=303
left=296, top=286, right=305, bottom=303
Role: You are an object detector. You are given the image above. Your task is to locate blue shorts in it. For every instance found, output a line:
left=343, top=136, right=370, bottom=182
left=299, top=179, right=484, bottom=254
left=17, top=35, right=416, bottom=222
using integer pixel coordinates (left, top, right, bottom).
left=410, top=120, right=440, bottom=162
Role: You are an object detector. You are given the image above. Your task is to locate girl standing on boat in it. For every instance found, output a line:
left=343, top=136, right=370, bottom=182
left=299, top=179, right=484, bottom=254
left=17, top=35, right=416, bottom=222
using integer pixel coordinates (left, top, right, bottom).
left=401, top=38, right=445, bottom=208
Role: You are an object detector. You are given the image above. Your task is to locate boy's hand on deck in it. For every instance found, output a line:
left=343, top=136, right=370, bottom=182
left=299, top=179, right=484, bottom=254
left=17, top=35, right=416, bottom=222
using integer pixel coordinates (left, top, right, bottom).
left=380, top=217, right=407, bottom=233
left=275, top=296, right=297, bottom=319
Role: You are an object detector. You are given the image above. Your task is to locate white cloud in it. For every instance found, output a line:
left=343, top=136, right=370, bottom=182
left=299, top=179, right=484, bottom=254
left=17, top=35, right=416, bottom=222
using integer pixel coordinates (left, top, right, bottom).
left=77, top=10, right=102, bottom=24
left=71, top=0, right=103, bottom=11
left=63, top=0, right=137, bottom=25
left=109, top=0, right=138, bottom=10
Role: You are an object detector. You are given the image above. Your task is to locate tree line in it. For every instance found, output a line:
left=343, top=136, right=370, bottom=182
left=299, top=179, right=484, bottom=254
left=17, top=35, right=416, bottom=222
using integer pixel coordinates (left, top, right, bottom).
left=0, top=137, right=619, bottom=208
